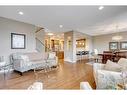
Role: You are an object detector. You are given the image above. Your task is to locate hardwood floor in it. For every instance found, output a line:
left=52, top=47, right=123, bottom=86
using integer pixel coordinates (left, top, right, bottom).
left=0, top=59, right=95, bottom=89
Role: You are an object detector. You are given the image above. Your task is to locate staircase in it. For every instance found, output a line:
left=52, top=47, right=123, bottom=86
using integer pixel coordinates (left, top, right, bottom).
left=35, top=27, right=50, bottom=53
left=36, top=37, right=50, bottom=52
left=36, top=37, right=44, bottom=52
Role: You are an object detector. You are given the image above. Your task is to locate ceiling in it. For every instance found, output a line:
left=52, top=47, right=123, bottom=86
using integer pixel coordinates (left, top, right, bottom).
left=0, top=6, right=127, bottom=36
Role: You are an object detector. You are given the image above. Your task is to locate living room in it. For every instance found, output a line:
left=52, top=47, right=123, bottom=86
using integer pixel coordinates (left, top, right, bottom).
left=0, top=3, right=127, bottom=95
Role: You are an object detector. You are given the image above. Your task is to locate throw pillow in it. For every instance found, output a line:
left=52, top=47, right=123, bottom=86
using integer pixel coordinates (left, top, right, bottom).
left=118, top=58, right=127, bottom=71
left=104, top=60, right=122, bottom=72
left=48, top=52, right=56, bottom=59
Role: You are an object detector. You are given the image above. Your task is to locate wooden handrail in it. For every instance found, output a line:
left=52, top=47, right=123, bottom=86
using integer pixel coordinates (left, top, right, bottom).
left=35, top=27, right=44, bottom=33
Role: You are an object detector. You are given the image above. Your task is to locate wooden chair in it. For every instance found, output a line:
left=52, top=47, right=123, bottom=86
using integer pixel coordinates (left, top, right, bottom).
left=103, top=51, right=113, bottom=54
left=115, top=51, right=127, bottom=62
left=103, top=51, right=114, bottom=63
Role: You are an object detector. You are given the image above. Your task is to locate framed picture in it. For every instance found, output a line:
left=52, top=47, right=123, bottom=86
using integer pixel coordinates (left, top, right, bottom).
left=120, top=41, right=127, bottom=50
left=11, top=33, right=26, bottom=49
left=109, top=42, right=119, bottom=50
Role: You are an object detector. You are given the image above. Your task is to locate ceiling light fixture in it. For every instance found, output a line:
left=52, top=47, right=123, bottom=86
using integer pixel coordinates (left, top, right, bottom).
left=98, top=6, right=104, bottom=10
left=59, top=25, right=63, bottom=28
left=47, top=33, right=54, bottom=36
left=18, top=11, right=24, bottom=15
left=112, top=25, right=123, bottom=41
left=112, top=36, right=123, bottom=41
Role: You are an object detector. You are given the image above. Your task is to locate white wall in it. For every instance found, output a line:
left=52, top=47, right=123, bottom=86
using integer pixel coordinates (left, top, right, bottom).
left=64, top=31, right=76, bottom=63
left=93, top=31, right=127, bottom=53
left=64, top=31, right=93, bottom=63
left=0, top=17, right=37, bottom=63
left=85, top=36, right=93, bottom=53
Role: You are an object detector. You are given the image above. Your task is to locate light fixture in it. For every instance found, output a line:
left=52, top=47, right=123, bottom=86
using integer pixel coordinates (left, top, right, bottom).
left=112, top=36, right=123, bottom=41
left=47, top=33, right=54, bottom=36
left=98, top=6, right=104, bottom=10
left=112, top=25, right=123, bottom=41
left=68, top=36, right=71, bottom=40
left=18, top=11, right=24, bottom=15
left=59, top=25, right=63, bottom=28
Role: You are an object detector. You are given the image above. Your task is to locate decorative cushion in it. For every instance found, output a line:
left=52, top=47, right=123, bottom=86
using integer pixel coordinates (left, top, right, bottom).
left=118, top=58, right=127, bottom=71
left=48, top=52, right=56, bottom=59
left=104, top=60, right=122, bottom=72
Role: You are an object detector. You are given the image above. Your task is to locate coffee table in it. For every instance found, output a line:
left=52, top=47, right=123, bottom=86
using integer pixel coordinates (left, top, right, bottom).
left=34, top=60, right=54, bottom=81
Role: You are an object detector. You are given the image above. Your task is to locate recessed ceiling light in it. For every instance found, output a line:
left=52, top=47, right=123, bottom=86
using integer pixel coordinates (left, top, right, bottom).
left=47, top=33, right=54, bottom=36
left=98, top=6, right=104, bottom=10
left=18, top=11, right=24, bottom=15
left=59, top=25, right=63, bottom=28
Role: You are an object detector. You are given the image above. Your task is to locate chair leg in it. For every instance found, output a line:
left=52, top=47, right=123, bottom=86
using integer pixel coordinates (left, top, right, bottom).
left=20, top=72, right=23, bottom=76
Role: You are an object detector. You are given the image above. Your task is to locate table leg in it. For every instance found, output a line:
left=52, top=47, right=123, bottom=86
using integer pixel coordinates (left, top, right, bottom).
left=4, top=68, right=6, bottom=80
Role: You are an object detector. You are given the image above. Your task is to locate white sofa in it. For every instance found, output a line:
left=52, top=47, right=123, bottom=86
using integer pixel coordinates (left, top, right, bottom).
left=11, top=52, right=58, bottom=75
left=93, top=58, right=127, bottom=89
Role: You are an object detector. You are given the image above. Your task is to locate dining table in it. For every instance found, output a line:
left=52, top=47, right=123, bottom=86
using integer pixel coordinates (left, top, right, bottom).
left=98, top=52, right=127, bottom=64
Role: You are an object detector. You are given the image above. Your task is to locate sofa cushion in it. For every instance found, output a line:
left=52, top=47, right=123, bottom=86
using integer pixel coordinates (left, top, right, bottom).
left=104, top=60, right=121, bottom=72
left=118, top=58, right=127, bottom=71
left=24, top=52, right=44, bottom=61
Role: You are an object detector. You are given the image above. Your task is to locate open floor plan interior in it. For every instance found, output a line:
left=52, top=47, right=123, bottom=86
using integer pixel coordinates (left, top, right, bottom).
left=0, top=6, right=127, bottom=90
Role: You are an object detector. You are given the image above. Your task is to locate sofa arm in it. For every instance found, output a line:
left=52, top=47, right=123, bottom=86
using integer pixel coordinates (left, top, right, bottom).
left=96, top=70, right=123, bottom=89
left=93, top=63, right=105, bottom=70
left=93, top=63, right=105, bottom=84
left=13, top=59, right=29, bottom=69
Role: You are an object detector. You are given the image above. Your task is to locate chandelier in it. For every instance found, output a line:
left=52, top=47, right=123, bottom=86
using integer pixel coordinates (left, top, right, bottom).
left=112, top=35, right=123, bottom=41
left=112, top=25, right=123, bottom=41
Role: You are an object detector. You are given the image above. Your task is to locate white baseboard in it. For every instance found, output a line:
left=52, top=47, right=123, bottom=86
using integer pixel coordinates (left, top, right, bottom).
left=64, top=59, right=76, bottom=63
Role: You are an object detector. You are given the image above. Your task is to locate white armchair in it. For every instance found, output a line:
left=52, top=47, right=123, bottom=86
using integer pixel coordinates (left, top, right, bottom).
left=93, top=63, right=105, bottom=86
left=93, top=63, right=123, bottom=89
